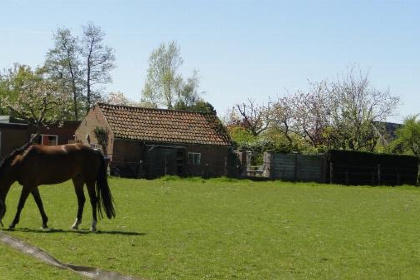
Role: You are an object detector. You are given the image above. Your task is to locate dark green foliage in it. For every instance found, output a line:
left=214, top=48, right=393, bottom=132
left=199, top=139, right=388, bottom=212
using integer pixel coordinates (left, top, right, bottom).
left=93, top=127, right=109, bottom=153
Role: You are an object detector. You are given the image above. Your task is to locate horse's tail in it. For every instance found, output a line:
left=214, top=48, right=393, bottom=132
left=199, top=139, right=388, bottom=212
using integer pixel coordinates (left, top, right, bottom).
left=96, top=152, right=116, bottom=219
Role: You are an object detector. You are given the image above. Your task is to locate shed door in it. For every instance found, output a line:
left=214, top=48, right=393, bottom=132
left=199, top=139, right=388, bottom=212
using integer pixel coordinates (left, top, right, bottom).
left=147, top=147, right=185, bottom=178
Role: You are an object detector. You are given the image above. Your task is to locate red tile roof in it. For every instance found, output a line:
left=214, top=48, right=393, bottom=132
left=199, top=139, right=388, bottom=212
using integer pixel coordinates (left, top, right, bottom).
left=98, top=103, right=231, bottom=146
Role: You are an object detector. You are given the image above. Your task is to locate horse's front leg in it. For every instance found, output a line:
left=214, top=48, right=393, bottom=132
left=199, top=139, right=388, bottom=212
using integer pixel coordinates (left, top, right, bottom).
left=31, top=187, right=49, bottom=229
left=9, top=187, right=31, bottom=229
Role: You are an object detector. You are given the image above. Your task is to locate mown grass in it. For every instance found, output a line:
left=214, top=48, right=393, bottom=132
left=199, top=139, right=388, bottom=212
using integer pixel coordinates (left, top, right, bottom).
left=2, top=177, right=420, bottom=279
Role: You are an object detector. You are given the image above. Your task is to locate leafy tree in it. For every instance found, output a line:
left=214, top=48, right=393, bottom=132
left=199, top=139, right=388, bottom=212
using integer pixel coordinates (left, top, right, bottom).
left=141, top=41, right=202, bottom=109
left=2, top=66, right=69, bottom=129
left=141, top=41, right=183, bottom=109
left=44, top=23, right=116, bottom=118
left=391, top=115, right=420, bottom=156
left=44, top=27, right=83, bottom=120
left=241, top=66, right=401, bottom=154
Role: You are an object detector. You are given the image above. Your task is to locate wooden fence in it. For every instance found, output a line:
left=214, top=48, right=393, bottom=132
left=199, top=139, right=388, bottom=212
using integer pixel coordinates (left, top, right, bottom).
left=263, top=152, right=327, bottom=183
left=249, top=151, right=419, bottom=186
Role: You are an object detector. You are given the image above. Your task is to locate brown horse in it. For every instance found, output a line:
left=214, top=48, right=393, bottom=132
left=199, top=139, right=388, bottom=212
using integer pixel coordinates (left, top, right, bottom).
left=0, top=139, right=115, bottom=231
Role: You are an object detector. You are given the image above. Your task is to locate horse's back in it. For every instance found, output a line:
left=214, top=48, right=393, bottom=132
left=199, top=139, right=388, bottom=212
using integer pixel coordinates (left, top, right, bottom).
left=19, top=143, right=101, bottom=185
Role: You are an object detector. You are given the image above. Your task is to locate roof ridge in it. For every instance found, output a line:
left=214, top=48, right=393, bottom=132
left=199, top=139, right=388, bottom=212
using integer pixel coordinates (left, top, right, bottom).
left=97, top=102, right=215, bottom=116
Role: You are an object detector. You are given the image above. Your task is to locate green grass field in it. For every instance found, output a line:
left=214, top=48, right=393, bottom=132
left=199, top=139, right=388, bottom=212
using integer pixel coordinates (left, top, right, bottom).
left=1, top=177, right=420, bottom=280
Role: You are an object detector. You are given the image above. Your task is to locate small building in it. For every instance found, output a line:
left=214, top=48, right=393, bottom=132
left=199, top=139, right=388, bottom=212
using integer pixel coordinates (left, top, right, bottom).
left=75, top=103, right=233, bottom=178
left=0, top=116, right=80, bottom=161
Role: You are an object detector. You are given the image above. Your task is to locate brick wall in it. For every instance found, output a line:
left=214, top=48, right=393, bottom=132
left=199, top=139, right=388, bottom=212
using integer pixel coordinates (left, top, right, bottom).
left=185, top=145, right=230, bottom=177
left=75, top=105, right=114, bottom=157
left=110, top=140, right=144, bottom=177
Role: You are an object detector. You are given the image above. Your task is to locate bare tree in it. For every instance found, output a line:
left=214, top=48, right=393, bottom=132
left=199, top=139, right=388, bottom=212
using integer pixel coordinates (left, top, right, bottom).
left=235, top=99, right=271, bottom=137
left=292, top=81, right=333, bottom=148
left=81, top=22, right=116, bottom=111
left=328, top=66, right=399, bottom=151
left=269, top=95, right=296, bottom=145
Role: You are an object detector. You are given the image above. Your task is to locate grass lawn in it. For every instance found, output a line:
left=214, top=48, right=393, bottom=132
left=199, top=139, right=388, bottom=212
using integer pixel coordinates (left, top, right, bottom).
left=1, top=177, right=420, bottom=279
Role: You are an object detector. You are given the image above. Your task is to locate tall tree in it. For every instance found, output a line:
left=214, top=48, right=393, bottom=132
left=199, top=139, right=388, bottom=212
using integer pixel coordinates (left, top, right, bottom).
left=81, top=22, right=116, bottom=111
left=141, top=41, right=183, bottom=109
left=44, top=27, right=83, bottom=120
left=141, top=41, right=203, bottom=110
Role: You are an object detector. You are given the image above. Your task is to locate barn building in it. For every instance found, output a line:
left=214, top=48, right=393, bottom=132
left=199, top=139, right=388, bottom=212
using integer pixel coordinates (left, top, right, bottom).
left=75, top=103, right=233, bottom=178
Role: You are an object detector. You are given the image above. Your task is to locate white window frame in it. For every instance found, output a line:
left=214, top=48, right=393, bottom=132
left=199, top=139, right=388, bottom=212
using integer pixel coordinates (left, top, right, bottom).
left=188, top=152, right=201, bottom=165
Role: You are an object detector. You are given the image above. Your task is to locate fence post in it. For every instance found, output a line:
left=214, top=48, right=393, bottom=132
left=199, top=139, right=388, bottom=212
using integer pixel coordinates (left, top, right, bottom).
left=371, top=170, right=375, bottom=186
left=264, top=152, right=272, bottom=179
left=417, top=163, right=420, bottom=186
left=345, top=168, right=349, bottom=185
left=224, top=156, right=228, bottom=177
left=377, top=164, right=381, bottom=186
left=329, top=162, right=333, bottom=184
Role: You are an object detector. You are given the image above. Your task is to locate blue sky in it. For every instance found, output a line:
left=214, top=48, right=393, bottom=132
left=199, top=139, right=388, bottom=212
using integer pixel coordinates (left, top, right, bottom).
left=1, top=0, right=419, bottom=122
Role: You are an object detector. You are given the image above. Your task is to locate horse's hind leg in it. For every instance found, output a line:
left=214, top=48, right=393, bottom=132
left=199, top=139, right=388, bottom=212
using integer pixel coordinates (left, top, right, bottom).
left=9, top=187, right=31, bottom=229
left=86, top=181, right=98, bottom=232
left=31, top=187, right=49, bottom=229
left=71, top=176, right=86, bottom=230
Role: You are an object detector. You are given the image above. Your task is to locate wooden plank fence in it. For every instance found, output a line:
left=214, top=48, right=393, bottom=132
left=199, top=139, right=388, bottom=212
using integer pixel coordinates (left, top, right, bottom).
left=263, top=152, right=327, bottom=183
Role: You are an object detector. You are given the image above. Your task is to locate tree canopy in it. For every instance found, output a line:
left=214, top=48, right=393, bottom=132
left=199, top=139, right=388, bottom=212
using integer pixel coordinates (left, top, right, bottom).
left=141, top=41, right=206, bottom=111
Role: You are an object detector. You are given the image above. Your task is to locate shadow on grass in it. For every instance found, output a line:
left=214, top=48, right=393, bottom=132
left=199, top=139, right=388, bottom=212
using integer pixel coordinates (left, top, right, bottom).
left=3, top=228, right=145, bottom=236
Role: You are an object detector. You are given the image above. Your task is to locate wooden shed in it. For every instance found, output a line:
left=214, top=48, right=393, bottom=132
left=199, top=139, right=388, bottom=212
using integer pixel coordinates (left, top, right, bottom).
left=75, top=103, right=233, bottom=178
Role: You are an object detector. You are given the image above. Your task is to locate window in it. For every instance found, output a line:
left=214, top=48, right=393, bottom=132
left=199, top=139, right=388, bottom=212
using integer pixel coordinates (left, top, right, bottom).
left=32, top=134, right=58, bottom=146
left=188, top=152, right=201, bottom=165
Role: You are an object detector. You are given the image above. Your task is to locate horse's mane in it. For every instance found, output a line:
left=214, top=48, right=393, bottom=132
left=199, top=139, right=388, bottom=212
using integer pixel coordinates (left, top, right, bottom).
left=0, top=134, right=39, bottom=173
